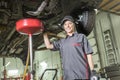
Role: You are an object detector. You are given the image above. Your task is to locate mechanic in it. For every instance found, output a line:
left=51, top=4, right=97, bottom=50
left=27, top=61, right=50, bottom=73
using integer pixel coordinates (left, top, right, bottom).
left=43, top=15, right=97, bottom=80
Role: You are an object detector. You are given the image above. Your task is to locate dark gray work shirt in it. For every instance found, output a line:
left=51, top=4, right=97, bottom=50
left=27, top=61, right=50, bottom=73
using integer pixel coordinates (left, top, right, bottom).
left=52, top=32, right=93, bottom=80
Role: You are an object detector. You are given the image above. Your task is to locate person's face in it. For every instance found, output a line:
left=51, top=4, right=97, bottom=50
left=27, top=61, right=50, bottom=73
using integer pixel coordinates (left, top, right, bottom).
left=63, top=20, right=75, bottom=33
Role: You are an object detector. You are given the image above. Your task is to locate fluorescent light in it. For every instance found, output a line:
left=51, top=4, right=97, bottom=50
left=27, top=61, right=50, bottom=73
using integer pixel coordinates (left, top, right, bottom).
left=8, top=69, right=18, bottom=76
left=40, top=61, right=47, bottom=69
left=5, top=62, right=10, bottom=67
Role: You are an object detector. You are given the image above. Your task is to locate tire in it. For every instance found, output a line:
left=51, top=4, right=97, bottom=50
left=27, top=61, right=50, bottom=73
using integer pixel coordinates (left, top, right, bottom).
left=75, top=10, right=95, bottom=36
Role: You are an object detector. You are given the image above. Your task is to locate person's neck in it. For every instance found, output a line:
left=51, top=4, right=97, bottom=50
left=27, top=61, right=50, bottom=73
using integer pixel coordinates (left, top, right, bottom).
left=67, top=32, right=74, bottom=36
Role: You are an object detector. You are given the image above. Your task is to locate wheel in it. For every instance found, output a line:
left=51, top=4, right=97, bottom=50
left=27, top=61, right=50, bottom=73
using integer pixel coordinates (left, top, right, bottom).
left=75, top=10, right=95, bottom=36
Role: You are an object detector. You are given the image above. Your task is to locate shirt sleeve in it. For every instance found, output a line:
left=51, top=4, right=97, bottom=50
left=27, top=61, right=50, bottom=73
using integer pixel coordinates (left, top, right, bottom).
left=83, top=34, right=93, bottom=54
left=51, top=40, right=61, bottom=51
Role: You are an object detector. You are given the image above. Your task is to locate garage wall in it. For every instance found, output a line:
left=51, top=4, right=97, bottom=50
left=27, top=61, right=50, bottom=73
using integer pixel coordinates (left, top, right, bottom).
left=95, top=11, right=120, bottom=67
left=0, top=57, right=24, bottom=78
left=109, top=14, right=120, bottom=64
left=34, top=46, right=62, bottom=80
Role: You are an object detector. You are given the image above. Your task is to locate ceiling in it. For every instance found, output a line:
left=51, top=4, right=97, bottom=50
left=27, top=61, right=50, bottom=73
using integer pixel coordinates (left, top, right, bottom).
left=0, top=0, right=120, bottom=64
left=99, top=0, right=120, bottom=15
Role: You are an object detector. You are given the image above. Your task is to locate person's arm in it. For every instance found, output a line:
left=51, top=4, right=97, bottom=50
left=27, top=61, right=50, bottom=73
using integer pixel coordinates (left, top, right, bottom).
left=82, top=34, right=94, bottom=70
left=43, top=32, right=54, bottom=49
left=87, top=54, right=100, bottom=79
left=87, top=54, right=94, bottom=71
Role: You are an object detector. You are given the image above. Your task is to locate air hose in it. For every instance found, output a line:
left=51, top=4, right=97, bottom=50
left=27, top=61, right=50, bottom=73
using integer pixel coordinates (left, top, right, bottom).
left=22, top=46, right=30, bottom=80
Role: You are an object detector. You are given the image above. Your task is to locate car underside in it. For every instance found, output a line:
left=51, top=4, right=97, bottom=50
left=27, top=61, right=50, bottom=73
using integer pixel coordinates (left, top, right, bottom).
left=0, top=0, right=102, bottom=64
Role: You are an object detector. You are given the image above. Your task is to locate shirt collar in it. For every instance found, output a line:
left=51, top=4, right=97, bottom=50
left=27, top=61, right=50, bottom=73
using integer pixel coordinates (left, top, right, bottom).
left=65, top=31, right=78, bottom=38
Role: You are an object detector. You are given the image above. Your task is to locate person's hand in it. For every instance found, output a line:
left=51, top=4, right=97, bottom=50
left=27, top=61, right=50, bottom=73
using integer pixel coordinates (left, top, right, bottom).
left=90, top=70, right=100, bottom=80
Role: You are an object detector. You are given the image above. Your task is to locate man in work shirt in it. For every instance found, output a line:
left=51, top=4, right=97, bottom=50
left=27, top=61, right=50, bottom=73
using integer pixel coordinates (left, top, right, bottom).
left=43, top=15, right=96, bottom=80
